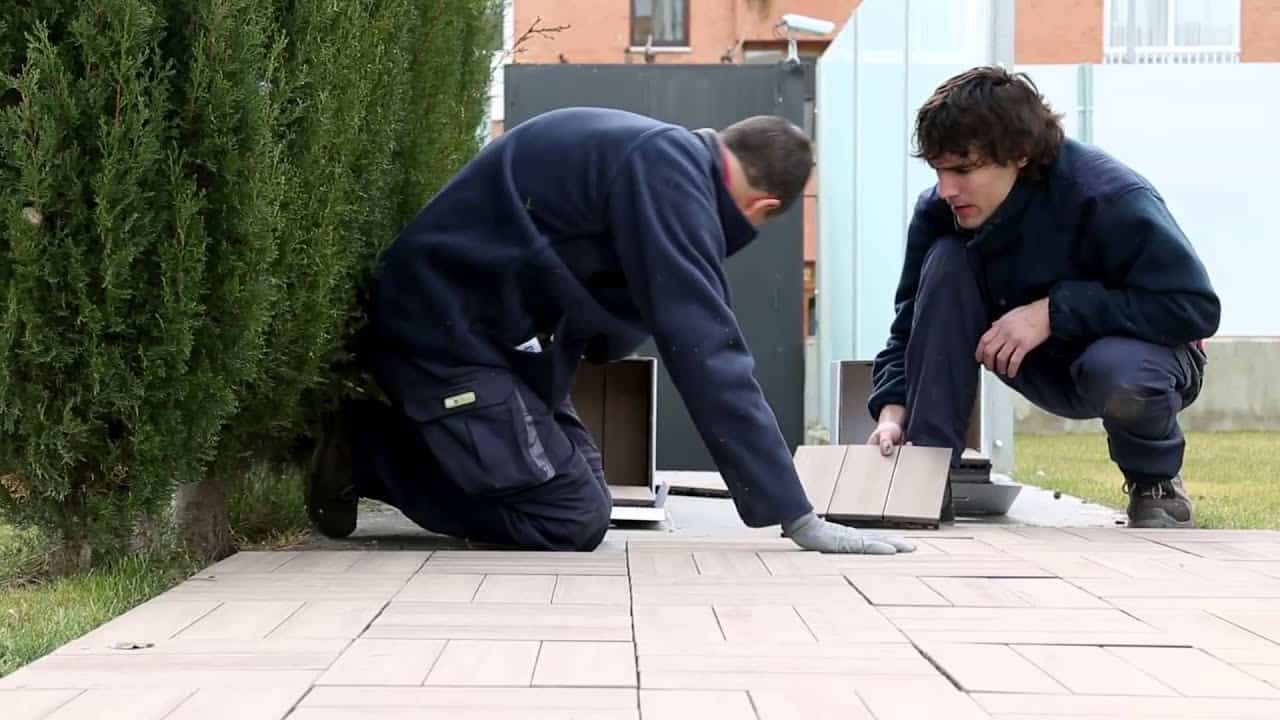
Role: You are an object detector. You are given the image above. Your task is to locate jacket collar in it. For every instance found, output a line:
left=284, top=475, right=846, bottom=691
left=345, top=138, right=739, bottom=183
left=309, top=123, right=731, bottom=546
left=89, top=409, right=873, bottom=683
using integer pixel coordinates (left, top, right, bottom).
left=693, top=128, right=757, bottom=257
left=963, top=177, right=1035, bottom=256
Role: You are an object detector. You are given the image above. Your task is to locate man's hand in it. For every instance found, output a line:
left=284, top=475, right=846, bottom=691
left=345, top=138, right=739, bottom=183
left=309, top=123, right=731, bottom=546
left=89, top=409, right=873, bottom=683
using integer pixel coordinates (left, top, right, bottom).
left=976, top=297, right=1051, bottom=377
left=868, top=404, right=907, bottom=456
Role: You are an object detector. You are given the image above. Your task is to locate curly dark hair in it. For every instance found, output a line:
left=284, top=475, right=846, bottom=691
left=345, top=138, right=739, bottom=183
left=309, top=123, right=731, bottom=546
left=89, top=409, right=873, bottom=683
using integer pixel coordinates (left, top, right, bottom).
left=913, top=66, right=1065, bottom=179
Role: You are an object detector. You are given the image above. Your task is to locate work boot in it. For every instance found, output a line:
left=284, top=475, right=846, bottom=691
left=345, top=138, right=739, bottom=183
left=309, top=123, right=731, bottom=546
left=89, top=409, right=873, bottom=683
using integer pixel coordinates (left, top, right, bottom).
left=1125, top=475, right=1194, bottom=529
left=305, top=403, right=358, bottom=539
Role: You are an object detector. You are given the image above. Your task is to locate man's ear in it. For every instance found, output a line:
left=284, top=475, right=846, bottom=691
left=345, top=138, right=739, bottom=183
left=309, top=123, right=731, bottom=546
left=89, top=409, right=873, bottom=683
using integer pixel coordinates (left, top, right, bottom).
left=1016, top=157, right=1029, bottom=169
left=749, top=196, right=782, bottom=222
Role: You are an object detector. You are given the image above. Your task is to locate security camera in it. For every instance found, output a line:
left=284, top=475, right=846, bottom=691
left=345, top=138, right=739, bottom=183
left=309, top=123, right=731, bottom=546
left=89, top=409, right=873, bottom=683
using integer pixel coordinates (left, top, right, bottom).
left=780, top=14, right=835, bottom=36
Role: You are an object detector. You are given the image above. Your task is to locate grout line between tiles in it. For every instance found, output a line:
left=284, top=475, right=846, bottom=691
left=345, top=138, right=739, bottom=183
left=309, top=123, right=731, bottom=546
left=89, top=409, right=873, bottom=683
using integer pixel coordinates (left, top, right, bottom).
left=710, top=605, right=729, bottom=642
left=792, top=605, right=819, bottom=643
left=263, top=601, right=309, bottom=639
left=1098, top=645, right=1181, bottom=696
left=909, top=640, right=967, bottom=693
left=156, top=688, right=200, bottom=720
left=169, top=600, right=224, bottom=640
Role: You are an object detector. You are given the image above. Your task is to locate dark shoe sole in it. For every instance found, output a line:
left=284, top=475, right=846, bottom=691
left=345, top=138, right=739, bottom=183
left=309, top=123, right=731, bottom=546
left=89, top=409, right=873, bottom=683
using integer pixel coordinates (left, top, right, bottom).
left=305, top=410, right=358, bottom=539
left=1127, top=508, right=1194, bottom=529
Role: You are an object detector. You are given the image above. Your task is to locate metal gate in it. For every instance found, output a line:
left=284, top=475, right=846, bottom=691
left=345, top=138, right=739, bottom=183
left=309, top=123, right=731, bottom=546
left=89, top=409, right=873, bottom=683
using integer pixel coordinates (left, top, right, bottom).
left=505, top=64, right=809, bottom=471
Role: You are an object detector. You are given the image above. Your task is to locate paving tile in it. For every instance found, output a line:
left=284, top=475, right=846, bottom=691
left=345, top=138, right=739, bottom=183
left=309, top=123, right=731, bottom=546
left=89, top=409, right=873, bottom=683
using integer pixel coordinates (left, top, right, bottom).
left=793, top=444, right=848, bottom=515
left=626, top=538, right=796, bottom=553
left=42, top=688, right=192, bottom=720
left=346, top=551, right=431, bottom=575
left=317, top=639, right=447, bottom=686
left=289, top=710, right=634, bottom=719
left=301, top=686, right=638, bottom=715
left=1111, top=597, right=1280, bottom=612
left=532, top=642, right=637, bottom=687
left=205, top=551, right=299, bottom=574
left=639, top=643, right=933, bottom=676
left=425, top=640, right=540, bottom=686
left=827, top=446, right=896, bottom=519
left=922, top=578, right=1032, bottom=607
left=849, top=574, right=951, bottom=606
left=691, top=551, right=769, bottom=577
left=473, top=575, right=557, bottom=604
left=168, top=572, right=405, bottom=602
left=395, top=574, right=484, bottom=602
left=1216, top=611, right=1280, bottom=644
left=882, top=445, right=951, bottom=522
left=756, top=552, right=852, bottom=577
left=639, top=690, right=756, bottom=720
left=916, top=642, right=1068, bottom=693
left=923, top=537, right=1006, bottom=556
left=973, top=692, right=1280, bottom=718
left=641, top=669, right=877, bottom=692
left=1210, top=646, right=1280, bottom=666
left=843, top=559, right=1053, bottom=578
left=631, top=576, right=862, bottom=606
left=421, top=551, right=627, bottom=576
left=1107, top=647, right=1280, bottom=698
left=268, top=600, right=385, bottom=639
left=70, top=600, right=219, bottom=648
left=1015, top=553, right=1127, bottom=580
left=627, top=552, right=699, bottom=578
left=851, top=675, right=995, bottom=720
left=1011, top=645, right=1174, bottom=696
left=750, top=685, right=876, bottom=719
left=552, top=576, right=630, bottom=606
left=1072, top=577, right=1280, bottom=599
left=632, top=605, right=724, bottom=651
left=166, top=686, right=311, bottom=720
left=1241, top=664, right=1280, bottom=689
left=793, top=604, right=907, bottom=643
left=367, top=602, right=632, bottom=642
left=176, top=600, right=303, bottom=640
left=713, top=605, right=815, bottom=643
left=43, top=638, right=342, bottom=670
left=883, top=606, right=1183, bottom=647
left=1126, top=609, right=1280, bottom=651
left=0, top=664, right=320, bottom=690
left=993, top=578, right=1111, bottom=609
left=1, top=689, right=81, bottom=720
left=273, top=551, right=365, bottom=574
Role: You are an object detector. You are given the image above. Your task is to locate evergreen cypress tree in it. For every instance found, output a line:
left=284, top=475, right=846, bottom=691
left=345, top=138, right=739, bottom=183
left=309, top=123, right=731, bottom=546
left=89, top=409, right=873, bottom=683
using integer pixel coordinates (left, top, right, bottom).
left=0, top=0, right=500, bottom=566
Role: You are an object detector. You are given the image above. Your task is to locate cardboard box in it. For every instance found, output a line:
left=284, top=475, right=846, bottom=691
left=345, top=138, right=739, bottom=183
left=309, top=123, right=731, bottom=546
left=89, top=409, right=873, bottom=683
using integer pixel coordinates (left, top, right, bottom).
left=831, top=360, right=981, bottom=450
left=570, top=358, right=667, bottom=521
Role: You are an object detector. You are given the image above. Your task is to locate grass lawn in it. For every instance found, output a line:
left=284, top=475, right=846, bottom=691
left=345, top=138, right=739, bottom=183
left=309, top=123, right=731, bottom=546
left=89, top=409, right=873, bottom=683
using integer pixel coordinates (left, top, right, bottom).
left=1014, top=431, right=1280, bottom=529
left=0, top=464, right=309, bottom=678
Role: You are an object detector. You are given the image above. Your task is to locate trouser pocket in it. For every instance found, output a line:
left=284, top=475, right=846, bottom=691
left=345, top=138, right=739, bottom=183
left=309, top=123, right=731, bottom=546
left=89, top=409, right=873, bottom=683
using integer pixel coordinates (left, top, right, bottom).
left=402, top=371, right=565, bottom=497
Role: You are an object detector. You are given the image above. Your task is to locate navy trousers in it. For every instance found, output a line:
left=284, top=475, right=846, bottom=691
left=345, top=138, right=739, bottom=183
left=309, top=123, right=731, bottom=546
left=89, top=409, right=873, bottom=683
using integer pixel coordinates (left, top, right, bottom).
left=904, top=237, right=1205, bottom=483
left=346, top=360, right=613, bottom=552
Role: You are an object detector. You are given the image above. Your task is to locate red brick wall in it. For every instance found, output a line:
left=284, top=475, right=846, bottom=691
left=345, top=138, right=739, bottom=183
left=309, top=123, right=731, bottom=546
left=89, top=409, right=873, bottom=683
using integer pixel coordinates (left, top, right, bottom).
left=512, top=0, right=858, bottom=65
left=1015, top=0, right=1103, bottom=64
left=1243, top=0, right=1280, bottom=61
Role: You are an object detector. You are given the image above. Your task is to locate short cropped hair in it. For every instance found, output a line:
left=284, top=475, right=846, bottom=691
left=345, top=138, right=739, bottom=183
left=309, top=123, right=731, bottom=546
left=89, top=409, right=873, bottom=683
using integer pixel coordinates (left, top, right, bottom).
left=914, top=66, right=1065, bottom=179
left=720, top=116, right=813, bottom=218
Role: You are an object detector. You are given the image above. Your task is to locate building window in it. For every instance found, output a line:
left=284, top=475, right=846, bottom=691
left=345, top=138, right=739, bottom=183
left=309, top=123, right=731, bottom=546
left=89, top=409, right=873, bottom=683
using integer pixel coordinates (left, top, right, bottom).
left=1105, top=0, right=1240, bottom=63
left=631, top=0, right=688, bottom=48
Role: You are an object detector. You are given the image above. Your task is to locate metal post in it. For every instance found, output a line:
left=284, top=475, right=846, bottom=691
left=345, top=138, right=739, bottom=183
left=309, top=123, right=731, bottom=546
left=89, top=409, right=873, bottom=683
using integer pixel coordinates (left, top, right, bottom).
left=1126, top=0, right=1138, bottom=64
left=991, top=0, right=1016, bottom=66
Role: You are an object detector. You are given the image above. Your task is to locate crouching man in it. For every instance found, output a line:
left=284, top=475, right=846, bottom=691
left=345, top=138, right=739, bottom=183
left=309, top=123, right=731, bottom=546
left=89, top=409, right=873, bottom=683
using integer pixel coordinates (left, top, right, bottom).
left=867, top=67, right=1219, bottom=528
left=307, top=106, right=915, bottom=554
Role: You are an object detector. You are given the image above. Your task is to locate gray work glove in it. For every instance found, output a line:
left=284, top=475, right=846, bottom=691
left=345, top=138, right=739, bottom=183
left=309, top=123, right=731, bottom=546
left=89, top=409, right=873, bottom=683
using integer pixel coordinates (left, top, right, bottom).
left=782, top=512, right=916, bottom=554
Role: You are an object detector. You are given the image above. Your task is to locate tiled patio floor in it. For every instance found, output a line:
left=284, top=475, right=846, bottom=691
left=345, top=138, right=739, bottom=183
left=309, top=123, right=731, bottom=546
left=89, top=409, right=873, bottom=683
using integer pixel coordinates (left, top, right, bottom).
left=7, top=504, right=1280, bottom=718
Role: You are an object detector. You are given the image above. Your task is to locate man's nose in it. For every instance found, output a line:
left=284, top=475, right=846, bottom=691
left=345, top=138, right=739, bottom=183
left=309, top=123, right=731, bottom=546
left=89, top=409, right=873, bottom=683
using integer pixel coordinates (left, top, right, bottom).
left=937, top=173, right=960, bottom=199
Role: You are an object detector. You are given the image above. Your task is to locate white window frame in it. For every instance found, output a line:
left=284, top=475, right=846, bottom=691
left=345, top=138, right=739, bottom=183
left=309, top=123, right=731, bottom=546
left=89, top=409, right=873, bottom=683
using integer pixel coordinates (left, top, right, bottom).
left=1103, top=0, right=1241, bottom=63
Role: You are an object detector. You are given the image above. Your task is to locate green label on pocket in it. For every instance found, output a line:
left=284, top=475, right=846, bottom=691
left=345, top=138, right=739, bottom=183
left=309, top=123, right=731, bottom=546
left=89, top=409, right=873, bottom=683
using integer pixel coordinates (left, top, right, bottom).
left=443, top=391, right=476, bottom=409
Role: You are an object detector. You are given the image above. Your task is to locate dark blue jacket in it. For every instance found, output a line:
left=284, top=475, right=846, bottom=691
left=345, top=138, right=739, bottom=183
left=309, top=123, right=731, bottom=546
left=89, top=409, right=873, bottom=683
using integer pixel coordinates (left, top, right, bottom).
left=365, top=107, right=813, bottom=528
left=869, top=138, right=1221, bottom=419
